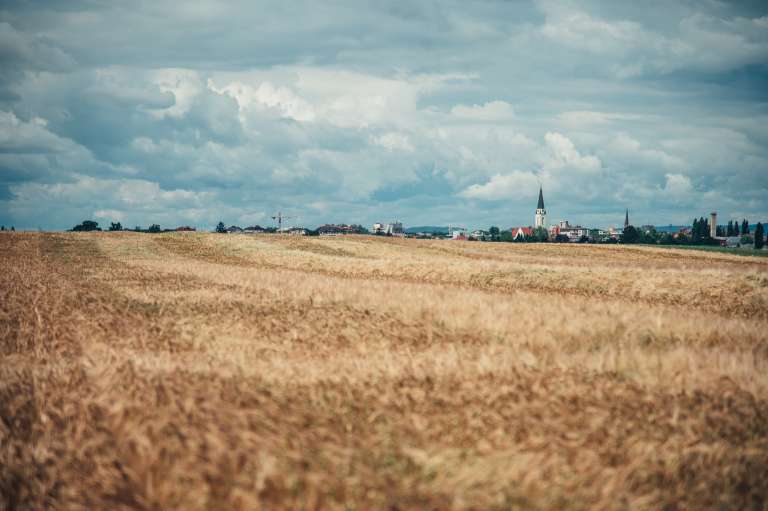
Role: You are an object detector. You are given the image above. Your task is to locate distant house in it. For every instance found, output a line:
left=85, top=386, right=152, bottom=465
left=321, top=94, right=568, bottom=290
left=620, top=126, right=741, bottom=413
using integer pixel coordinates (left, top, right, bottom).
left=286, top=227, right=307, bottom=236
left=720, top=236, right=742, bottom=247
left=317, top=224, right=366, bottom=236
left=451, top=229, right=468, bottom=240
left=510, top=227, right=533, bottom=240
left=243, top=225, right=266, bottom=234
left=470, top=229, right=489, bottom=241
left=387, top=222, right=404, bottom=236
left=560, top=226, right=590, bottom=241
left=318, top=224, right=345, bottom=236
left=175, top=226, right=196, bottom=232
left=372, top=221, right=404, bottom=236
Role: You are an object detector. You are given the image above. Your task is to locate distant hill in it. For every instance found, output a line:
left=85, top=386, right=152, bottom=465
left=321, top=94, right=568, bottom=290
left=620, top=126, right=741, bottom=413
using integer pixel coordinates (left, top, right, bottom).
left=404, top=226, right=449, bottom=234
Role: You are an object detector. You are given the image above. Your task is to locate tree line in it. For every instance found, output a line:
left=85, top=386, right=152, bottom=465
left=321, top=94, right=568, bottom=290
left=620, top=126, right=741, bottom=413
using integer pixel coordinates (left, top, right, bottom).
left=65, top=218, right=767, bottom=250
left=70, top=220, right=162, bottom=232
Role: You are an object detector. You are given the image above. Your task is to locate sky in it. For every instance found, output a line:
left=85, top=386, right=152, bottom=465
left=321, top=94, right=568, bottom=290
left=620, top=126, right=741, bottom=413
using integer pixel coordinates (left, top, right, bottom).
left=1, top=0, right=767, bottom=231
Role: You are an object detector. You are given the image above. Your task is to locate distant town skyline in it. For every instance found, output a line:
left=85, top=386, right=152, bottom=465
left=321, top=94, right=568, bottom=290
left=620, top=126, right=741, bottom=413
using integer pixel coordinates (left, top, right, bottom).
left=1, top=1, right=767, bottom=231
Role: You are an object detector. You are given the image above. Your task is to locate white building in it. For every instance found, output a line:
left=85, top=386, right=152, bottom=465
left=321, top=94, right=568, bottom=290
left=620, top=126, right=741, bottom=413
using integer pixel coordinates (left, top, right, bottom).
left=372, top=221, right=404, bottom=236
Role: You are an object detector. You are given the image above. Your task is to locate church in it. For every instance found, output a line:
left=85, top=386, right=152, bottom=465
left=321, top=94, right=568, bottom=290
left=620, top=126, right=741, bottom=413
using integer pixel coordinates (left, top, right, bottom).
left=535, top=186, right=547, bottom=228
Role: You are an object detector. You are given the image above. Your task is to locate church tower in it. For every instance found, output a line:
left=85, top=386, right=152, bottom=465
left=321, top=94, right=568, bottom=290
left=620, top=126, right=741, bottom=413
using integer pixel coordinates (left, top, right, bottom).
left=535, top=186, right=547, bottom=228
left=624, top=209, right=629, bottom=230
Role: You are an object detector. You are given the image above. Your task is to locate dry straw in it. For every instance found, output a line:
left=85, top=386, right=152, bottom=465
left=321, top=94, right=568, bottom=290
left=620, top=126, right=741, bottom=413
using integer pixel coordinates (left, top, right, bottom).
left=1, top=232, right=767, bottom=509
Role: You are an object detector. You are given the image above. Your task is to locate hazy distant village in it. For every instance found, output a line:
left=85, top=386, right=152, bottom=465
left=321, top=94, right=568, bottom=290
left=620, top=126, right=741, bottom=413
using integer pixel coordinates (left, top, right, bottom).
left=56, top=186, right=767, bottom=250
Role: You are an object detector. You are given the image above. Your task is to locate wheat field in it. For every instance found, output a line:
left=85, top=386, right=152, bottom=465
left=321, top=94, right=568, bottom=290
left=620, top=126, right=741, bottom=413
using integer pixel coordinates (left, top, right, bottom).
left=1, top=231, right=767, bottom=510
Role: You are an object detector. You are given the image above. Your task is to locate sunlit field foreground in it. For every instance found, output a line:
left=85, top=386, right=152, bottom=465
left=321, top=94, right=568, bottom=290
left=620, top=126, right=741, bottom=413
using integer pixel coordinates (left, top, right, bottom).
left=2, top=232, right=767, bottom=510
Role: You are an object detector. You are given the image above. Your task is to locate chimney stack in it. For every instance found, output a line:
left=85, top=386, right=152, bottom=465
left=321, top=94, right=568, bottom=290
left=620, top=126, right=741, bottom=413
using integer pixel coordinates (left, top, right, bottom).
left=710, top=212, right=717, bottom=238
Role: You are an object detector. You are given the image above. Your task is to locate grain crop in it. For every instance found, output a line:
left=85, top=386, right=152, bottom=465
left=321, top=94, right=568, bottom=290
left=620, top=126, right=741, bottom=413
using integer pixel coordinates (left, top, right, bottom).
left=1, top=231, right=767, bottom=510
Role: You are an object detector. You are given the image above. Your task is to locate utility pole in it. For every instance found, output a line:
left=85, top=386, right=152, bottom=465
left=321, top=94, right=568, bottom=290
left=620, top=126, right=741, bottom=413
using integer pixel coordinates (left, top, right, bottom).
left=271, top=211, right=297, bottom=232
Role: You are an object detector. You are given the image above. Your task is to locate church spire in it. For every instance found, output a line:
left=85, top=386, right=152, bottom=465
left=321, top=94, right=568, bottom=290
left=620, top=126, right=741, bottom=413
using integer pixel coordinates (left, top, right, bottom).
left=535, top=186, right=547, bottom=228
left=624, top=209, right=629, bottom=228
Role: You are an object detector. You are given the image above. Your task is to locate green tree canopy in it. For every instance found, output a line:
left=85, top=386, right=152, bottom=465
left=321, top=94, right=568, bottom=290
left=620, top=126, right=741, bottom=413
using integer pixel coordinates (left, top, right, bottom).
left=754, top=222, right=765, bottom=250
left=71, top=220, right=101, bottom=231
left=620, top=225, right=640, bottom=244
left=532, top=227, right=549, bottom=242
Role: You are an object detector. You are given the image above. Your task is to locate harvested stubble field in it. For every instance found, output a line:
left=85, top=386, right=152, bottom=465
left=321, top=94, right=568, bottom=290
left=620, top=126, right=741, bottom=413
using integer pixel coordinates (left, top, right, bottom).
left=2, top=232, right=768, bottom=510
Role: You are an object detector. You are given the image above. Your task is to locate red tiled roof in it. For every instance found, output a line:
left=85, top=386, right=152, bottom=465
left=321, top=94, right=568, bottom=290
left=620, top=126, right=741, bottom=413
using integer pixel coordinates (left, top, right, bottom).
left=511, top=227, right=533, bottom=237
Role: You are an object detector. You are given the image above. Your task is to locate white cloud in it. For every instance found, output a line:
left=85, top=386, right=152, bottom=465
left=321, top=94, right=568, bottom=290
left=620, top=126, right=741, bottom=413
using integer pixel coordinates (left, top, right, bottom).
left=458, top=171, right=540, bottom=201
left=611, top=133, right=686, bottom=171
left=10, top=175, right=212, bottom=211
left=150, top=68, right=204, bottom=118
left=372, top=132, right=414, bottom=152
left=540, top=5, right=652, bottom=56
left=88, top=68, right=175, bottom=109
left=537, top=2, right=768, bottom=75
left=94, top=209, right=125, bottom=222
left=450, top=100, right=515, bottom=121
left=0, top=111, right=70, bottom=153
left=557, top=110, right=649, bottom=125
left=663, top=173, right=693, bottom=195
left=210, top=79, right=316, bottom=122
left=542, top=132, right=601, bottom=173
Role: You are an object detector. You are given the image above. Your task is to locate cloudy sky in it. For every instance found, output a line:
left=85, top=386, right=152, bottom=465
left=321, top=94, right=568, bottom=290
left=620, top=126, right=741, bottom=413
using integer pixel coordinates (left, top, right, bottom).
left=1, top=0, right=767, bottom=231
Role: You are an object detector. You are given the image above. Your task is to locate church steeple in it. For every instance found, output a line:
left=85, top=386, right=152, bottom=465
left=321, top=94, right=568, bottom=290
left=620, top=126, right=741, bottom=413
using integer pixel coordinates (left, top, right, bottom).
left=535, top=186, right=547, bottom=228
left=624, top=209, right=629, bottom=229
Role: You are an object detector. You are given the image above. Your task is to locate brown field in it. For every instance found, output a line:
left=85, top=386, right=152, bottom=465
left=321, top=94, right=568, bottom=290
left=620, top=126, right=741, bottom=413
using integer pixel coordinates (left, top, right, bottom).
left=2, top=232, right=768, bottom=510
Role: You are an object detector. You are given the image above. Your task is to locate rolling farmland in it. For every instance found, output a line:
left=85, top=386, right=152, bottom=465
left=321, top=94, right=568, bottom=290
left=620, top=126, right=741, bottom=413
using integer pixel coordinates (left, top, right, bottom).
left=2, top=232, right=767, bottom=509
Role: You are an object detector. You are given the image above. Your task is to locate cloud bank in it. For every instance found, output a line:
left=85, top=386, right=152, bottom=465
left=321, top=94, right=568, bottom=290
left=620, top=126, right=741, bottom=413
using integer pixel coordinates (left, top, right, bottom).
left=0, top=0, right=766, bottom=230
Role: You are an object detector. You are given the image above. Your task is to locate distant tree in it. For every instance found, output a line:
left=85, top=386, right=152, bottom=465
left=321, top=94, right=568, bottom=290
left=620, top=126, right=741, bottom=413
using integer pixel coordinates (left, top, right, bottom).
left=692, top=217, right=712, bottom=244
left=742, top=219, right=750, bottom=235
left=754, top=223, right=765, bottom=250
left=639, top=227, right=660, bottom=244
left=692, top=218, right=700, bottom=243
left=147, top=224, right=161, bottom=233
left=71, top=220, right=101, bottom=231
left=349, top=224, right=369, bottom=235
left=554, top=234, right=569, bottom=243
left=532, top=227, right=549, bottom=242
left=1, top=226, right=4, bottom=231
left=109, top=222, right=123, bottom=231
left=489, top=226, right=500, bottom=241
left=659, top=233, right=675, bottom=245
left=620, top=225, right=640, bottom=244
left=10, top=226, right=14, bottom=232
left=716, top=225, right=725, bottom=237
left=499, top=230, right=514, bottom=242
left=215, top=221, right=227, bottom=233
left=726, top=220, right=733, bottom=237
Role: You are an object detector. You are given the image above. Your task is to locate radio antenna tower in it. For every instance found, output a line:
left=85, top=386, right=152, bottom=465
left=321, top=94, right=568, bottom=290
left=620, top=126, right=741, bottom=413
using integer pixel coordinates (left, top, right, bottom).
left=271, top=211, right=297, bottom=232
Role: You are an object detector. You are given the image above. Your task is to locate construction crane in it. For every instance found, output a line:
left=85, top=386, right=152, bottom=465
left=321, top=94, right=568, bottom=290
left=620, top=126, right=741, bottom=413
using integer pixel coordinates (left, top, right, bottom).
left=271, top=211, right=297, bottom=232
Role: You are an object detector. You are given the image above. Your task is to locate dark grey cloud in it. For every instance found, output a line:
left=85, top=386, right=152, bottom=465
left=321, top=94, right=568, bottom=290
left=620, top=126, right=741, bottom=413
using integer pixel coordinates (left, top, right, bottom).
left=0, top=0, right=767, bottom=230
